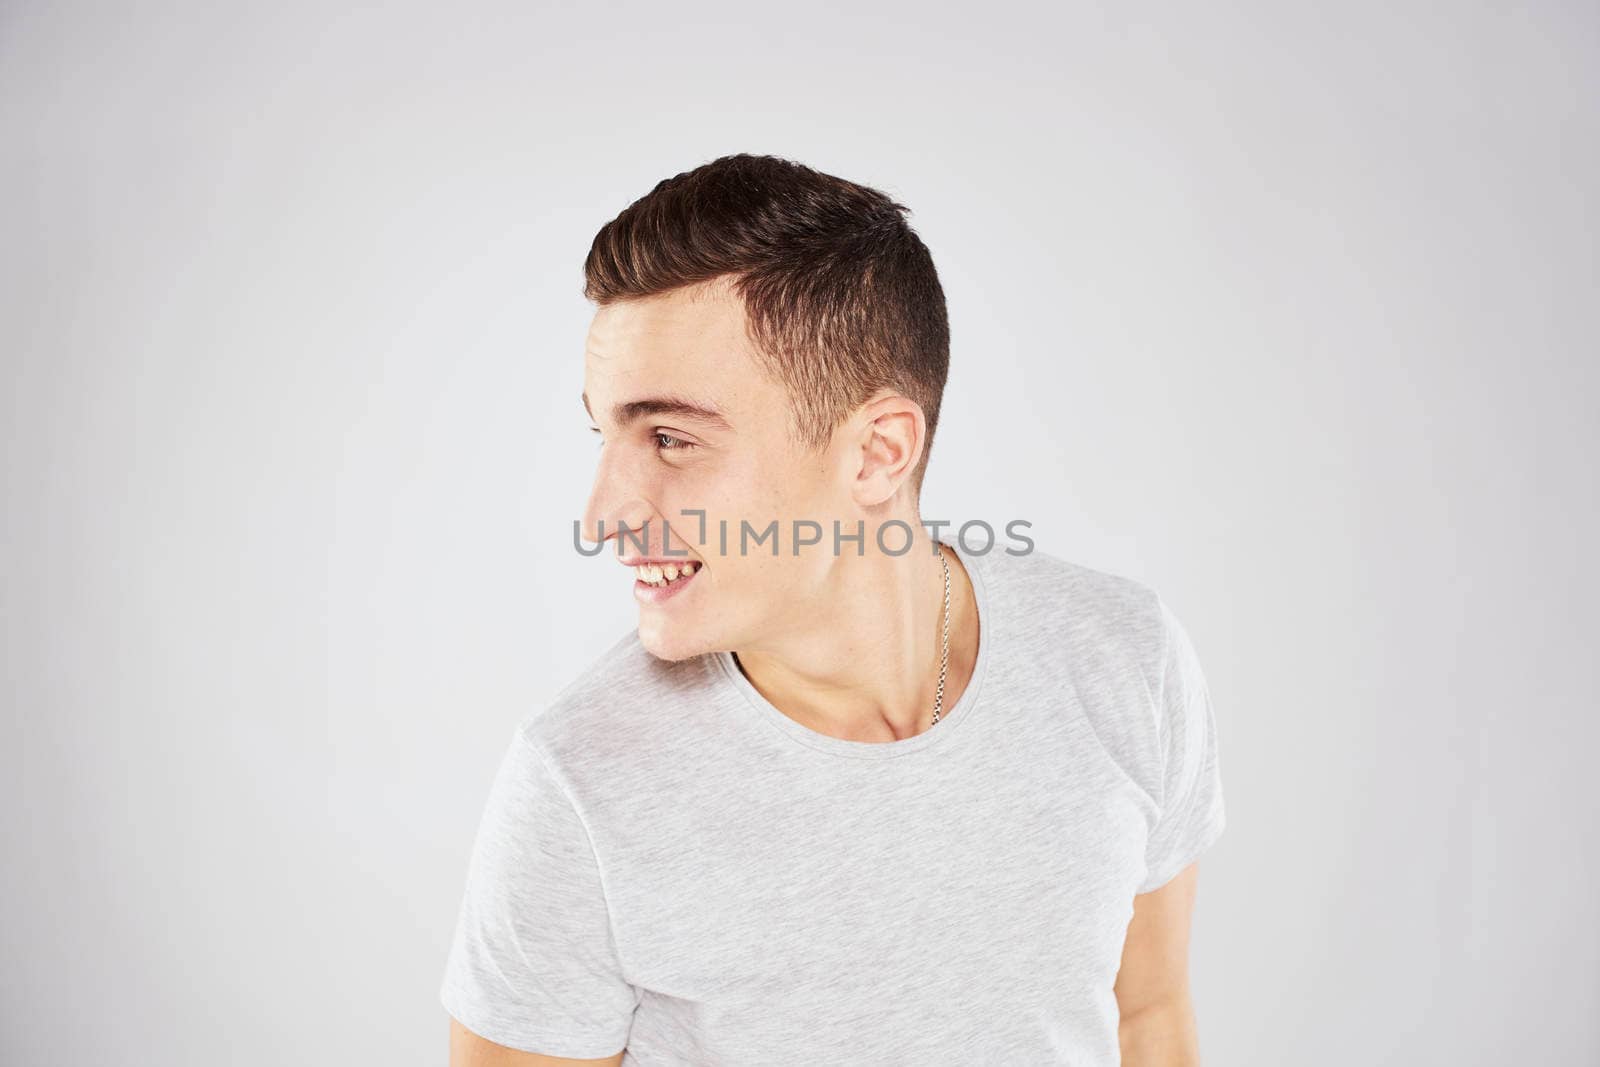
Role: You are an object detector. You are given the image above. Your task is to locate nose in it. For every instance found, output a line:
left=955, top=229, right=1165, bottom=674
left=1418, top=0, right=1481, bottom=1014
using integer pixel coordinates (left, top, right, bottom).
left=580, top=451, right=661, bottom=557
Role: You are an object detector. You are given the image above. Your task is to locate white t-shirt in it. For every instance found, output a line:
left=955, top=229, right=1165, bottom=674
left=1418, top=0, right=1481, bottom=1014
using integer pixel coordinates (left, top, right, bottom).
left=441, top=539, right=1227, bottom=1064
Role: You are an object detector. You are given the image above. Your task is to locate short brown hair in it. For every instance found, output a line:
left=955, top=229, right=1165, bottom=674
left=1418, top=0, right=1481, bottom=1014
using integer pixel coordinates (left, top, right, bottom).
left=582, top=153, right=951, bottom=498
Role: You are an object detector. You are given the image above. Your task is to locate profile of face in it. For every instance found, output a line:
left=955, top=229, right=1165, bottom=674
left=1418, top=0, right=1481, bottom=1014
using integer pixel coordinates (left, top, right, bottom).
left=580, top=278, right=921, bottom=662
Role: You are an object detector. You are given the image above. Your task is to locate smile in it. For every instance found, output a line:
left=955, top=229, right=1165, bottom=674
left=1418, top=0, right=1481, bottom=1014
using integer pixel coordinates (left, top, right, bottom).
left=634, top=561, right=697, bottom=586
left=630, top=559, right=701, bottom=606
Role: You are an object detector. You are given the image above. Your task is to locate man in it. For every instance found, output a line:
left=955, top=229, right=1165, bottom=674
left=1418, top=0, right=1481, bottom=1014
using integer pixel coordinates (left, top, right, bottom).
left=441, top=153, right=1226, bottom=1066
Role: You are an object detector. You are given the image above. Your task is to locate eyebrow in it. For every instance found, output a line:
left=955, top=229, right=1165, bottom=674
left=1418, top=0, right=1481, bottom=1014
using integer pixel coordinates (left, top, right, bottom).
left=583, top=391, right=732, bottom=431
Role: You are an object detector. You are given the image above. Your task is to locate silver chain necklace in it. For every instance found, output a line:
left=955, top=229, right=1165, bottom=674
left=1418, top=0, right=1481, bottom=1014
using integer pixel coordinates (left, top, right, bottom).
left=931, top=546, right=952, bottom=726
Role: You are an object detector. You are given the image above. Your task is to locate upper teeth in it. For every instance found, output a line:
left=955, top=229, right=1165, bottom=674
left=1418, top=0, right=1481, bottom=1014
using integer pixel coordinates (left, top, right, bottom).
left=637, top=561, right=697, bottom=584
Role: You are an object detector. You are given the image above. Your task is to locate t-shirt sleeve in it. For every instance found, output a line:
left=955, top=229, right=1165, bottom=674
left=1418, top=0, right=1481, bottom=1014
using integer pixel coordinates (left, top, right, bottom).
left=440, top=726, right=639, bottom=1057
left=1136, top=599, right=1228, bottom=894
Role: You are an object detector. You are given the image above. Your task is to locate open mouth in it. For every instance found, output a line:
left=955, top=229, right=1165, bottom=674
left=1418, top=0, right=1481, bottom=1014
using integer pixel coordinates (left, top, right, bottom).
left=631, top=560, right=701, bottom=604
left=634, top=561, right=698, bottom=587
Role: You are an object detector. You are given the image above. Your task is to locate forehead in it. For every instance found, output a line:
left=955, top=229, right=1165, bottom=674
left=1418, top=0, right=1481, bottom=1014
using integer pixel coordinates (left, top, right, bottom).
left=584, top=279, right=755, bottom=385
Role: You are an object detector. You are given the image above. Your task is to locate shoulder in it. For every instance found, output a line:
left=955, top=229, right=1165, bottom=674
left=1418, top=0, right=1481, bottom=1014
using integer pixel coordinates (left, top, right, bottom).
left=511, top=628, right=714, bottom=796
left=980, top=543, right=1170, bottom=672
left=981, top=545, right=1189, bottom=795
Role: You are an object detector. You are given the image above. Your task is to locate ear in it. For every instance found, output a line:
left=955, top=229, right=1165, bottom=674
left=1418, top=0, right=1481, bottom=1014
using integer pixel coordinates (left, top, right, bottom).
left=849, top=392, right=927, bottom=508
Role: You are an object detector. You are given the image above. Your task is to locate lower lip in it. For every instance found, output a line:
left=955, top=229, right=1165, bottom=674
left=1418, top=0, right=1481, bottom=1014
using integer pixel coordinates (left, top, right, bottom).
left=633, top=567, right=701, bottom=605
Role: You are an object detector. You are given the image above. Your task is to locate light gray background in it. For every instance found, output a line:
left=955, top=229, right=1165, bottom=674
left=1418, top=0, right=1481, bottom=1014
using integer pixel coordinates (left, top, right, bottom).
left=3, top=2, right=1595, bottom=1064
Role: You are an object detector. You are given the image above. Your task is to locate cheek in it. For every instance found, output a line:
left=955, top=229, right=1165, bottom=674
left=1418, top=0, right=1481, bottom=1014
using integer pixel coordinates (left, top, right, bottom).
left=663, top=443, right=836, bottom=559
left=668, top=481, right=786, bottom=545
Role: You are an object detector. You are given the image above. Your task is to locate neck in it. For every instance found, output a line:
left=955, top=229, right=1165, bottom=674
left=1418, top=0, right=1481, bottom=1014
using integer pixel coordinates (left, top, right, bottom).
left=730, top=530, right=980, bottom=743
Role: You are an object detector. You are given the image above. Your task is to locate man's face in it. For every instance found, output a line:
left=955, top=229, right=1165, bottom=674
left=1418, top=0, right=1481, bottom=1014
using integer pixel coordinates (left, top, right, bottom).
left=581, top=278, right=850, bottom=662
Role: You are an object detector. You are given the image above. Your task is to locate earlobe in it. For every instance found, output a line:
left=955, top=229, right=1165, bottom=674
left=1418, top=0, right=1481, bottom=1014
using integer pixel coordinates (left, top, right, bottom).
left=849, top=441, right=893, bottom=509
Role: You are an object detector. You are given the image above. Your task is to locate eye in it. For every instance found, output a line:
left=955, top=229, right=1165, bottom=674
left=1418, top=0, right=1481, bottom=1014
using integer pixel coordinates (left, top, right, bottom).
left=655, top=431, right=695, bottom=452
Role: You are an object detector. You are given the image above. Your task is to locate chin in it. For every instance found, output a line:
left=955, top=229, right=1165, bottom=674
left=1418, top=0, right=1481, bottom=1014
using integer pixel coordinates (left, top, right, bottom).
left=636, top=620, right=711, bottom=663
